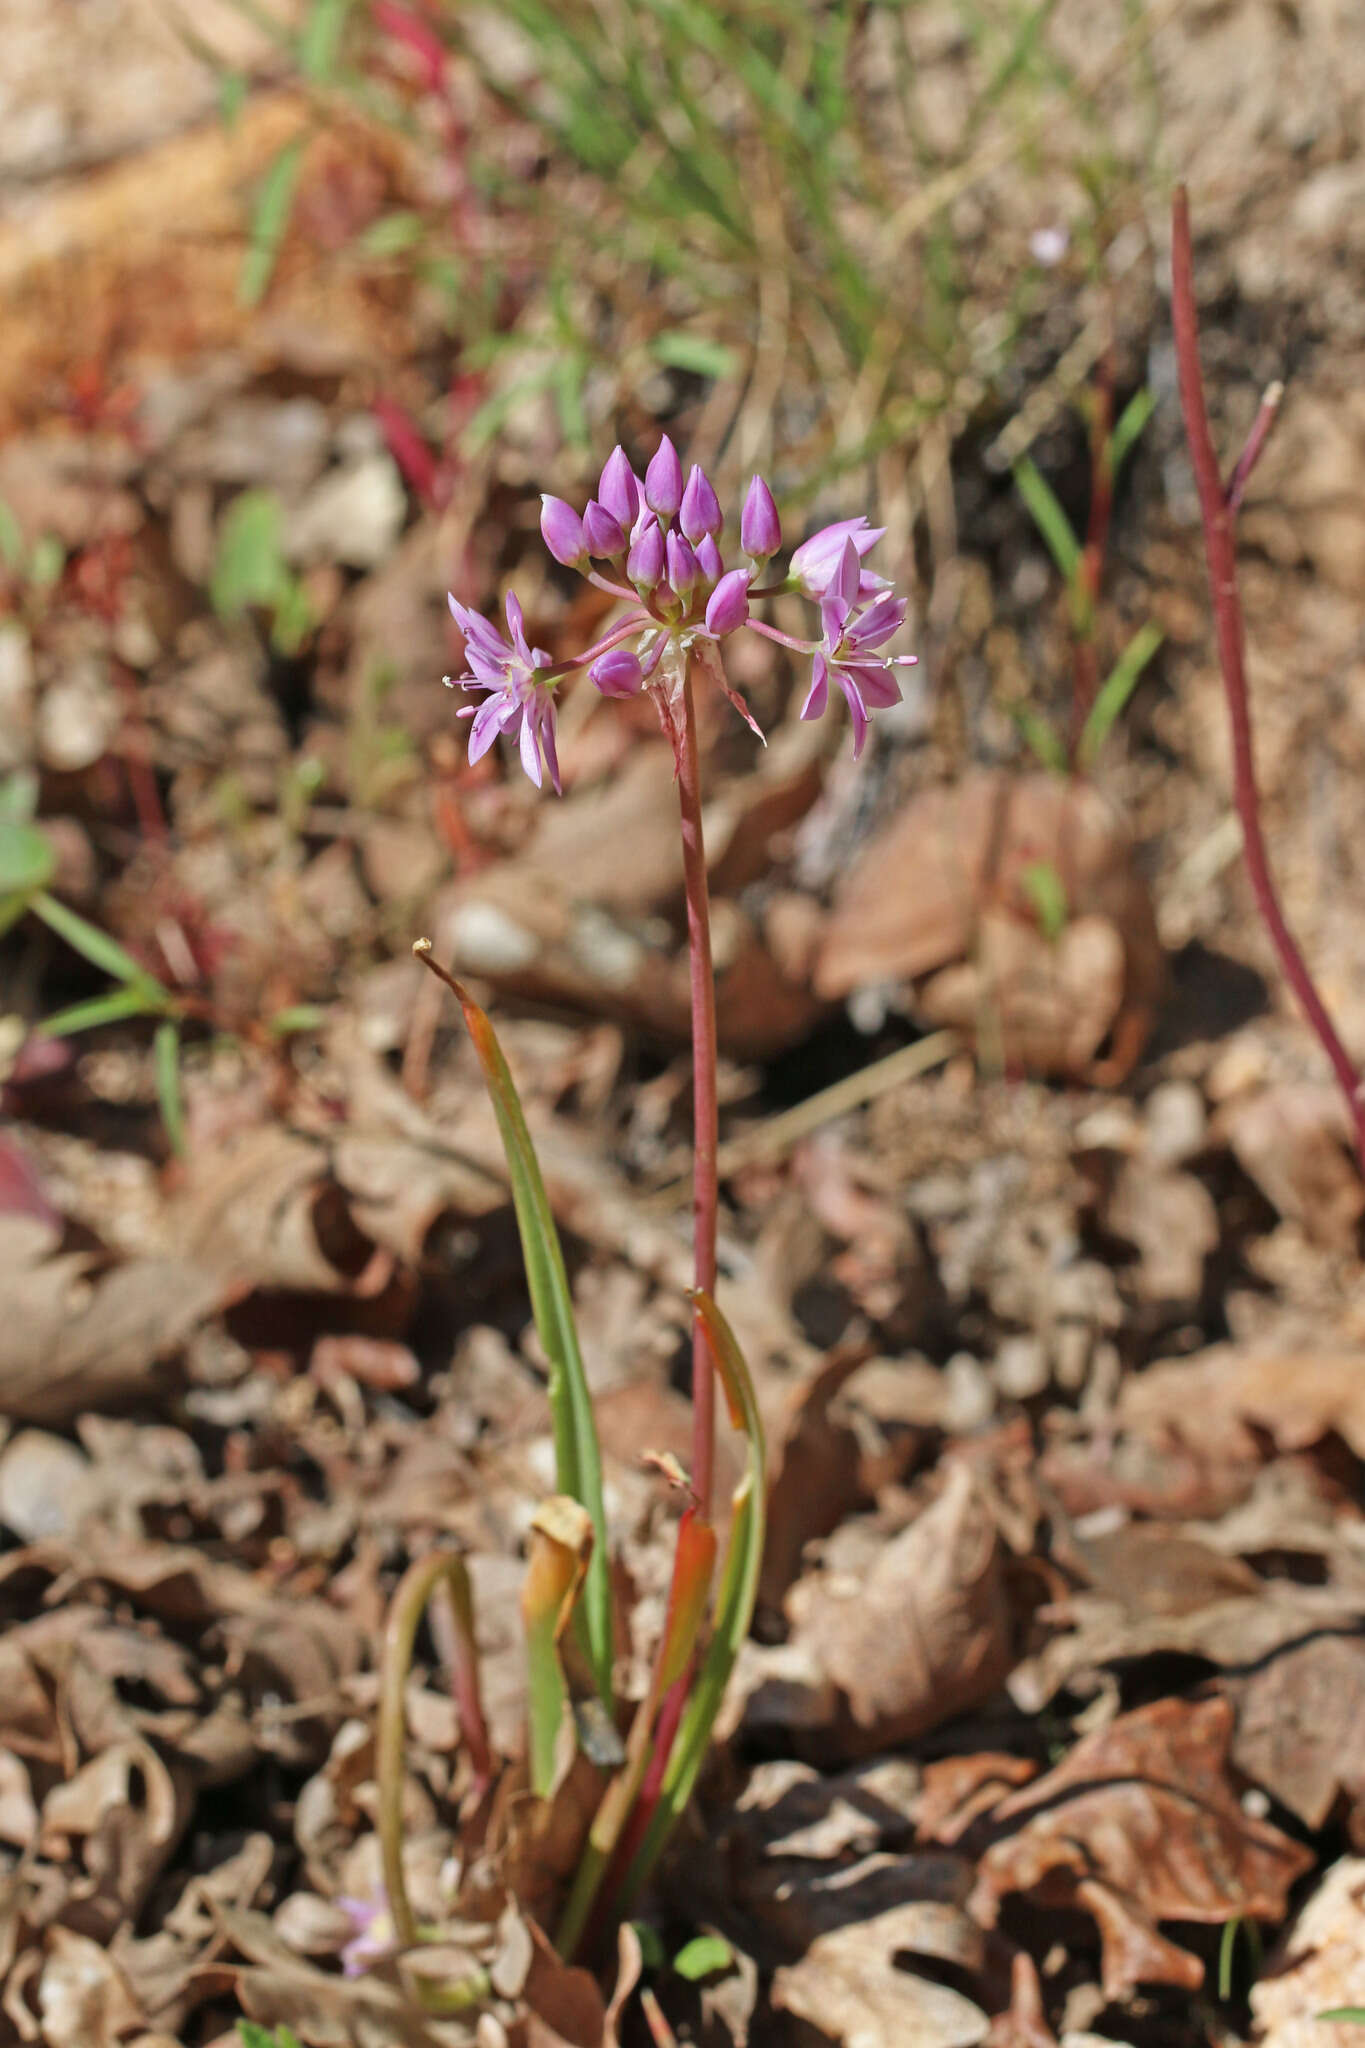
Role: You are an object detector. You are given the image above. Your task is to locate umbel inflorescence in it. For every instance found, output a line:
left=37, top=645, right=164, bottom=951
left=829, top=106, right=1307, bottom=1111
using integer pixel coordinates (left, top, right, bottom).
left=446, top=436, right=916, bottom=790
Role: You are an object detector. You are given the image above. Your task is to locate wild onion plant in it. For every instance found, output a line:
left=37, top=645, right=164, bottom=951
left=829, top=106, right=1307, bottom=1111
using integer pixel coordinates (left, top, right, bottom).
left=376, top=440, right=916, bottom=1986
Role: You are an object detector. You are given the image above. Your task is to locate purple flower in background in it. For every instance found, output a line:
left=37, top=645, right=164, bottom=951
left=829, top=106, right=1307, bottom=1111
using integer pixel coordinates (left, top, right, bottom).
left=800, top=538, right=916, bottom=759
left=448, top=591, right=562, bottom=793
left=338, top=1890, right=397, bottom=1978
left=789, top=516, right=888, bottom=600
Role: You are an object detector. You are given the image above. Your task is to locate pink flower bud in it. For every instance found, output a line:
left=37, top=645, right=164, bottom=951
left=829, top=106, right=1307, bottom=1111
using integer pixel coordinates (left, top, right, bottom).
left=644, top=435, right=683, bottom=520
left=597, top=445, right=640, bottom=529
left=680, top=464, right=722, bottom=544
left=694, top=533, right=724, bottom=586
left=590, top=647, right=645, bottom=697
left=705, top=567, right=750, bottom=637
left=740, top=475, right=781, bottom=560
left=666, top=529, right=700, bottom=596
left=627, top=516, right=665, bottom=590
left=540, top=494, right=587, bottom=567
left=582, top=499, right=627, bottom=558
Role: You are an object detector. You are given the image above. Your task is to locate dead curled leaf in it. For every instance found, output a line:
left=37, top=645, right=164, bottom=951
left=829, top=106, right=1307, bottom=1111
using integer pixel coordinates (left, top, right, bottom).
left=1251, top=1855, right=1365, bottom=2048
left=814, top=771, right=1165, bottom=1081
left=785, top=1461, right=1014, bottom=1753
left=772, top=1900, right=988, bottom=2048
left=967, top=1696, right=1313, bottom=1997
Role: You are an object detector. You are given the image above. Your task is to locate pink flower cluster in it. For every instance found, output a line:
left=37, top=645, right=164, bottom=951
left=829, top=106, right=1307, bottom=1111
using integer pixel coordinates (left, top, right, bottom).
left=447, top=438, right=915, bottom=791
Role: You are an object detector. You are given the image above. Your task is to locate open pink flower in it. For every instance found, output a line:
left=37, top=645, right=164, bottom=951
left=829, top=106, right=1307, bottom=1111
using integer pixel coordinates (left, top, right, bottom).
left=789, top=515, right=889, bottom=601
left=448, top=591, right=561, bottom=793
left=800, top=538, right=916, bottom=758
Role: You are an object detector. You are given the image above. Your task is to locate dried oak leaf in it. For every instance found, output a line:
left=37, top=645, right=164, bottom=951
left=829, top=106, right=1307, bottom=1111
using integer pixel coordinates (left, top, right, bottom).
left=968, top=1696, right=1313, bottom=1998
left=1228, top=1630, right=1365, bottom=1832
left=1218, top=1081, right=1365, bottom=1250
left=815, top=771, right=1164, bottom=1081
left=1118, top=1343, right=1365, bottom=1463
left=772, top=1899, right=988, bottom=2048
left=36, top=1926, right=142, bottom=2048
left=1251, top=1855, right=1365, bottom=2048
left=786, top=1461, right=1014, bottom=1755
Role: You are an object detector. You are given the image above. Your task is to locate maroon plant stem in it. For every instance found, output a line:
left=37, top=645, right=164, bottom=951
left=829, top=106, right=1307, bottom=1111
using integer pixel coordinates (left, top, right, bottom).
left=675, top=662, right=719, bottom=1517
left=1171, top=185, right=1365, bottom=1171
left=1224, top=378, right=1283, bottom=516
left=1068, top=321, right=1115, bottom=767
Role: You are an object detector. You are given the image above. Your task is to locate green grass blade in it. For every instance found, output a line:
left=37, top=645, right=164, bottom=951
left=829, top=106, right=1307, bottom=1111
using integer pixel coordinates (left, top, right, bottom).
left=1011, top=704, right=1068, bottom=773
left=1014, top=454, right=1081, bottom=582
left=30, top=891, right=156, bottom=986
left=41, top=985, right=164, bottom=1037
left=1077, top=620, right=1163, bottom=769
left=0, top=819, right=55, bottom=896
left=414, top=945, right=612, bottom=1708
left=299, top=0, right=351, bottom=82
left=617, top=1290, right=766, bottom=1912
left=154, top=1019, right=188, bottom=1157
left=239, top=136, right=305, bottom=308
left=1109, top=385, right=1156, bottom=477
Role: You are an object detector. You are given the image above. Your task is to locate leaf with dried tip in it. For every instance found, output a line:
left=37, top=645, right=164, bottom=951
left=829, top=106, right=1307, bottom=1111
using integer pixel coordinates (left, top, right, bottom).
left=523, top=1496, right=595, bottom=1800
left=412, top=941, right=613, bottom=1709
left=616, top=1291, right=766, bottom=1912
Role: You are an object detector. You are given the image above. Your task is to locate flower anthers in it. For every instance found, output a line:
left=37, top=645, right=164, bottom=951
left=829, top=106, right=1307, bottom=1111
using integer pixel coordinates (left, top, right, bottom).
left=445, top=441, right=916, bottom=788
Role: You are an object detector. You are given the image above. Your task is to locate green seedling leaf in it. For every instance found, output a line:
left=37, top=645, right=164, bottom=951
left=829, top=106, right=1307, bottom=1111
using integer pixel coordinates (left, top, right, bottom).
left=413, top=944, right=613, bottom=1708
left=267, top=1003, right=327, bottom=1036
left=358, top=210, right=426, bottom=259
left=1109, top=385, right=1156, bottom=478
left=1077, top=620, right=1163, bottom=769
left=673, top=1933, right=733, bottom=1982
left=631, top=1921, right=666, bottom=1971
left=1013, top=454, right=1081, bottom=582
left=30, top=890, right=155, bottom=986
left=1321, top=2013, right=1365, bottom=2024
left=219, top=69, right=248, bottom=127
left=41, top=984, right=165, bottom=1038
left=522, top=1495, right=594, bottom=1799
left=238, top=2026, right=303, bottom=2048
left=1011, top=703, right=1068, bottom=774
left=0, top=768, right=38, bottom=823
left=650, top=331, right=741, bottom=381
left=154, top=1019, right=187, bottom=1157
left=299, top=0, right=351, bottom=81
left=1020, top=859, right=1068, bottom=942
left=0, top=819, right=55, bottom=896
left=0, top=498, right=24, bottom=571
left=211, top=489, right=288, bottom=619
left=616, top=1291, right=766, bottom=1916
left=27, top=535, right=65, bottom=590
left=239, top=136, right=305, bottom=308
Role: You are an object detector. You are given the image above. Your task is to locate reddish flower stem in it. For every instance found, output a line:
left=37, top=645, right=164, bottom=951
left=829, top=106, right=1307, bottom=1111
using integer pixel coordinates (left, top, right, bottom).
left=1171, top=185, right=1365, bottom=1171
left=675, top=662, right=718, bottom=1518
